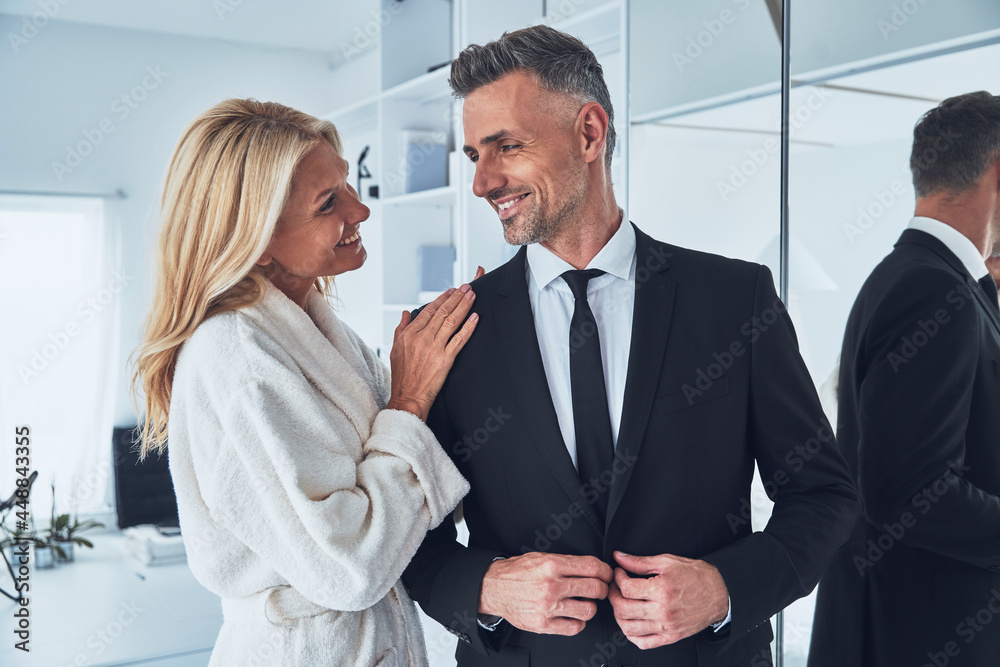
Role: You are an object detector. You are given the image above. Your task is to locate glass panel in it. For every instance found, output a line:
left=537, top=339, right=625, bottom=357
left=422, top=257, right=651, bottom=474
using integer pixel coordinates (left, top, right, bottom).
left=786, top=1, right=1000, bottom=664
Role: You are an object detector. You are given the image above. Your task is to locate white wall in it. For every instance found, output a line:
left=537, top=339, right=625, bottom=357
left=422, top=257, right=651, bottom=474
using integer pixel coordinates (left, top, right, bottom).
left=0, top=15, right=336, bottom=426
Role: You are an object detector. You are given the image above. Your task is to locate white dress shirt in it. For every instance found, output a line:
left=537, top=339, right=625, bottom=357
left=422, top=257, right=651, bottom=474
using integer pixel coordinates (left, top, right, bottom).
left=525, top=217, right=636, bottom=468
left=908, top=216, right=989, bottom=280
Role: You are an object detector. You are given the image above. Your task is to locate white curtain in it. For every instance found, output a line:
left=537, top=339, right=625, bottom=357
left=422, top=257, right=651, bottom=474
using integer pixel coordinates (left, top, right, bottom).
left=0, top=194, right=121, bottom=527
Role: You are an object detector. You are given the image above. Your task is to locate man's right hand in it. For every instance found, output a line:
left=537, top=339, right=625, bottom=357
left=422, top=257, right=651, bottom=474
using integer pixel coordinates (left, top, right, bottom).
left=478, top=552, right=613, bottom=635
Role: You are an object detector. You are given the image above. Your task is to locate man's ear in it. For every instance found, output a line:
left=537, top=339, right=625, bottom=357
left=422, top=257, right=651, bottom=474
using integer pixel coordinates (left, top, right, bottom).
left=577, top=101, right=609, bottom=165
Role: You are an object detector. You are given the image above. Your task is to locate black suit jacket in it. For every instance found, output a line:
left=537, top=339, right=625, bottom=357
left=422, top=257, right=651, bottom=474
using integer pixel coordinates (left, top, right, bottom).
left=403, top=224, right=860, bottom=667
left=809, top=229, right=1000, bottom=667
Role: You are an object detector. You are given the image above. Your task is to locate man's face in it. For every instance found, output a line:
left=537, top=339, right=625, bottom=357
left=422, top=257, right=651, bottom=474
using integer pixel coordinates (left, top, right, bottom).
left=462, top=71, right=588, bottom=246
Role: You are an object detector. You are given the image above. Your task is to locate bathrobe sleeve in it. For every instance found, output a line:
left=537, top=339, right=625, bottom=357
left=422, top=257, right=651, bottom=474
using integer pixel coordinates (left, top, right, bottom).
left=178, top=318, right=470, bottom=612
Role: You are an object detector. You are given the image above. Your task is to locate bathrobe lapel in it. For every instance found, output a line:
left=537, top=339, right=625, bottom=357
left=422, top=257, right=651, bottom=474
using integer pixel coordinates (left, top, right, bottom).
left=240, top=283, right=383, bottom=441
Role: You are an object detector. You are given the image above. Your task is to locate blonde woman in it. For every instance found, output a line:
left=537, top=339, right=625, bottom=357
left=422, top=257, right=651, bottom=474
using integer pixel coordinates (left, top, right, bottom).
left=132, top=99, right=479, bottom=666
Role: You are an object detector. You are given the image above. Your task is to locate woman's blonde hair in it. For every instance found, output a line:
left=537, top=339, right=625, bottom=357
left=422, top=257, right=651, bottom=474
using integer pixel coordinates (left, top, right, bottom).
left=131, top=98, right=343, bottom=458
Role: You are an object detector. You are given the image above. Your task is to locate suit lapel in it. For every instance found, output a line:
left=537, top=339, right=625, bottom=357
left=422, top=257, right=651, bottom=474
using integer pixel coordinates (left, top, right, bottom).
left=493, top=247, right=605, bottom=535
left=606, top=226, right=676, bottom=529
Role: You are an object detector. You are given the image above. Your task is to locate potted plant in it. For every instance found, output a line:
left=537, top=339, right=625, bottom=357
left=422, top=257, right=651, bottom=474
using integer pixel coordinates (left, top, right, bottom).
left=48, top=513, right=104, bottom=563
left=0, top=526, right=52, bottom=569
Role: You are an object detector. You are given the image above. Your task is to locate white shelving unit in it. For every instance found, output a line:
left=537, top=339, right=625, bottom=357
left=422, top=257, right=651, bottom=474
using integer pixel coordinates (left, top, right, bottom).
left=327, top=0, right=629, bottom=356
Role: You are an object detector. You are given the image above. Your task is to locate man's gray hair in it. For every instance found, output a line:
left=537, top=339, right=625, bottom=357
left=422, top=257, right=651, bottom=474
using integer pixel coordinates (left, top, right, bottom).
left=450, top=24, right=616, bottom=169
left=911, top=91, right=1000, bottom=198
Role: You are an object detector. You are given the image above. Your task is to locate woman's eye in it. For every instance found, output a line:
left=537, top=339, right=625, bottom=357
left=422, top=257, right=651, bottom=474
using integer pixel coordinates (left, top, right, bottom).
left=320, top=195, right=336, bottom=212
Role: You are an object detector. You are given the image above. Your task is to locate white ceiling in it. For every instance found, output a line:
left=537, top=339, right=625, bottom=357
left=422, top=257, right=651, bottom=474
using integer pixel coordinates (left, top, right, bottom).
left=0, top=0, right=380, bottom=62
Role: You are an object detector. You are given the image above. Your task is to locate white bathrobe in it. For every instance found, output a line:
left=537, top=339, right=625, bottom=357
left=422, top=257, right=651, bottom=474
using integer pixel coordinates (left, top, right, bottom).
left=167, top=281, right=470, bottom=666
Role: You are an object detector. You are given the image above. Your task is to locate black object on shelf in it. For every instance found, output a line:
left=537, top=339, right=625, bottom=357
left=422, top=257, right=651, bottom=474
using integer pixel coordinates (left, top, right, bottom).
left=357, top=145, right=373, bottom=202
left=368, top=185, right=379, bottom=199
left=113, top=426, right=179, bottom=530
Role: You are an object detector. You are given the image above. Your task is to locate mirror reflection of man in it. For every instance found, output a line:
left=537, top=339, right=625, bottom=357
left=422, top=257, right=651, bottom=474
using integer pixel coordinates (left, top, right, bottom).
left=402, top=25, right=860, bottom=667
left=810, top=91, right=1000, bottom=667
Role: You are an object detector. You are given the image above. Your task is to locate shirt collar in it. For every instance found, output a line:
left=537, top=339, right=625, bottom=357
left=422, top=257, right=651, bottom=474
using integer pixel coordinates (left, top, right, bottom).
left=908, top=216, right=988, bottom=280
left=526, top=211, right=636, bottom=291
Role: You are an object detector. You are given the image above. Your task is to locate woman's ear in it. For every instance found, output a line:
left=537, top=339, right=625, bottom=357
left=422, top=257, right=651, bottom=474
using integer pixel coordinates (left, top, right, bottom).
left=256, top=251, right=273, bottom=267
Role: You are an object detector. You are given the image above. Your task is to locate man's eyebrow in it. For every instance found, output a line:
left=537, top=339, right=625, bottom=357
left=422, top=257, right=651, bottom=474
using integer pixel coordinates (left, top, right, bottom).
left=463, top=130, right=514, bottom=155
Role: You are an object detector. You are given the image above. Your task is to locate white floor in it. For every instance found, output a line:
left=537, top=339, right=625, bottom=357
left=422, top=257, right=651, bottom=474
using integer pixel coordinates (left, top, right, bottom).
left=1, top=531, right=221, bottom=667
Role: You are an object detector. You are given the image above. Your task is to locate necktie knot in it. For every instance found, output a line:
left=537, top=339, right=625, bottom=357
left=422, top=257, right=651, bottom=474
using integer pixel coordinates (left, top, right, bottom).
left=561, top=269, right=606, bottom=301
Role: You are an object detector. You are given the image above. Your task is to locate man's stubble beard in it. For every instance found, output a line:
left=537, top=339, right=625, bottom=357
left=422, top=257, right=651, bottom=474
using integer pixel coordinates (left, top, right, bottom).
left=501, top=171, right=587, bottom=247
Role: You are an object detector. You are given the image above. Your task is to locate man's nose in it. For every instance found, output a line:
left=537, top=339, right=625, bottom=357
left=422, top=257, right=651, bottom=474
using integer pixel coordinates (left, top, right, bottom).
left=472, top=156, right=505, bottom=199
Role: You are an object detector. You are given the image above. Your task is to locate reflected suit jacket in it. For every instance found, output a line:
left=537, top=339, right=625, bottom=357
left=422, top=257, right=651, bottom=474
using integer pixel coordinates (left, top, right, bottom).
left=403, top=224, right=860, bottom=667
left=810, top=228, right=1000, bottom=667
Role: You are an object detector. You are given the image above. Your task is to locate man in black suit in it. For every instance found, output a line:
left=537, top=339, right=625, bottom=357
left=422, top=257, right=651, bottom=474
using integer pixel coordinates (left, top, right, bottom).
left=402, top=25, right=860, bottom=667
left=809, top=92, right=1000, bottom=666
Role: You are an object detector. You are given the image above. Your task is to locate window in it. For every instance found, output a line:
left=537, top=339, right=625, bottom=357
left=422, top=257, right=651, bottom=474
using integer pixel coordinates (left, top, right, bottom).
left=0, top=194, right=120, bottom=526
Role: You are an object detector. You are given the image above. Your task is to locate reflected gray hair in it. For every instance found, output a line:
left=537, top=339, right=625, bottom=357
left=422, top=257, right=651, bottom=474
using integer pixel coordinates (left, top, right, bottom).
left=450, top=24, right=616, bottom=170
left=911, top=91, right=1000, bottom=197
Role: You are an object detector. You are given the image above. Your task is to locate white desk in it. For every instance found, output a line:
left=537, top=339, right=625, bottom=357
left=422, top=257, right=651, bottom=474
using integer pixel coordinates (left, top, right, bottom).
left=1, top=530, right=221, bottom=666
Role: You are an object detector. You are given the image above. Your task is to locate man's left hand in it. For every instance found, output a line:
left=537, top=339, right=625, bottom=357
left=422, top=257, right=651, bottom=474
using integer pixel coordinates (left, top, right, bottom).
left=608, top=551, right=729, bottom=649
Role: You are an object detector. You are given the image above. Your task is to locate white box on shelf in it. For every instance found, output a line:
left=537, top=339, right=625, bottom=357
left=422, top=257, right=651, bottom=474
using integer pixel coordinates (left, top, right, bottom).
left=401, top=130, right=448, bottom=194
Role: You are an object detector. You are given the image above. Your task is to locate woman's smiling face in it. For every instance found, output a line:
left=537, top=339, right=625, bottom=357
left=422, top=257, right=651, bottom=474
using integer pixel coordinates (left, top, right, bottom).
left=260, top=140, right=370, bottom=285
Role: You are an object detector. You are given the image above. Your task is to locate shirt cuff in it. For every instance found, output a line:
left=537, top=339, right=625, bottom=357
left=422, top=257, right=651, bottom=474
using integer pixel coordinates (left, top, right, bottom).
left=710, top=596, right=732, bottom=632
left=478, top=555, right=508, bottom=631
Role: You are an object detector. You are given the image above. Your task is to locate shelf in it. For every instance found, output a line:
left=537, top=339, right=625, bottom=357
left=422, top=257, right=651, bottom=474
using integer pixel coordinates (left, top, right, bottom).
left=382, top=66, right=452, bottom=105
left=381, top=185, right=456, bottom=208
left=383, top=303, right=420, bottom=312
left=325, top=95, right=378, bottom=133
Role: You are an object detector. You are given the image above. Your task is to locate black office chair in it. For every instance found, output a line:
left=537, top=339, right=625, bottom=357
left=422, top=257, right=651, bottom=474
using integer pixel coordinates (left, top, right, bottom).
left=0, top=470, right=38, bottom=603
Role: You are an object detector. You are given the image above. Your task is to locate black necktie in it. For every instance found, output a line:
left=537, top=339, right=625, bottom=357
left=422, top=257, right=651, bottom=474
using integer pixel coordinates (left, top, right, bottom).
left=978, top=275, right=999, bottom=312
left=562, top=269, right=614, bottom=521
